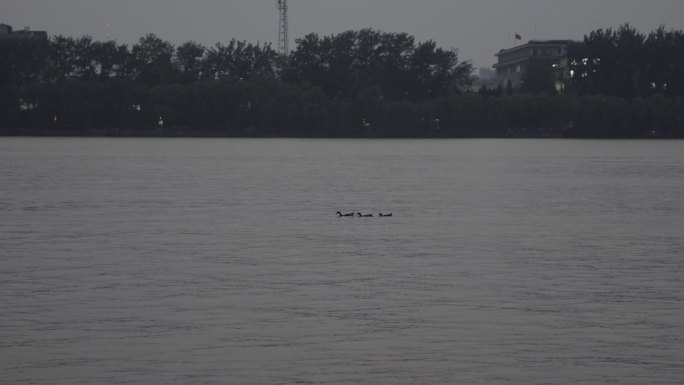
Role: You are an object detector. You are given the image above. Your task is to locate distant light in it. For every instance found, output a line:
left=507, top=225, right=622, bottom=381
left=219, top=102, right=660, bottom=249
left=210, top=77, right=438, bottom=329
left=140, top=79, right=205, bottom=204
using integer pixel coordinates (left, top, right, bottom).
left=19, top=99, right=37, bottom=111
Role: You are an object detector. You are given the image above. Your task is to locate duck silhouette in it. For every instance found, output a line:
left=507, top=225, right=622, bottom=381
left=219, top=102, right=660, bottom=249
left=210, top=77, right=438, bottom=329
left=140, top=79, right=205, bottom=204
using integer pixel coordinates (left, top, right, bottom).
left=357, top=213, right=373, bottom=217
left=378, top=213, right=393, bottom=217
left=336, top=211, right=354, bottom=217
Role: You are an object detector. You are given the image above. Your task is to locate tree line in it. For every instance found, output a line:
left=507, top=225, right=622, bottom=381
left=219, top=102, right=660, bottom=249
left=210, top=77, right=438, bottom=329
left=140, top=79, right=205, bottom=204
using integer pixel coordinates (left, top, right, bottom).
left=1, top=26, right=683, bottom=137
left=566, top=24, right=684, bottom=99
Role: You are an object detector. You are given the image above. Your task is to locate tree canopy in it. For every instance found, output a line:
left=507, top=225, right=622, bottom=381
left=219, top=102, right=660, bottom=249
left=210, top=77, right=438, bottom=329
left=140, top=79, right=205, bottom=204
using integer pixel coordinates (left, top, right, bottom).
left=1, top=26, right=683, bottom=138
left=567, top=24, right=684, bottom=98
left=284, top=29, right=473, bottom=101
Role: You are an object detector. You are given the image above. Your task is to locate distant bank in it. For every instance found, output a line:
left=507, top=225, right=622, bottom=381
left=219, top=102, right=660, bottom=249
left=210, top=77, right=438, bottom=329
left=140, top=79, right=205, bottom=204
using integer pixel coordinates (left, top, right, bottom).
left=2, top=91, right=683, bottom=139
left=2, top=26, right=684, bottom=139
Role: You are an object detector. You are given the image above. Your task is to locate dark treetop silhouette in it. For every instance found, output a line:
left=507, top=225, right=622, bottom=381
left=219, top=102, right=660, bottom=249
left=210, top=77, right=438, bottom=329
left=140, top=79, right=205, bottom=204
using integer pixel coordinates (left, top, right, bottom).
left=1, top=25, right=683, bottom=138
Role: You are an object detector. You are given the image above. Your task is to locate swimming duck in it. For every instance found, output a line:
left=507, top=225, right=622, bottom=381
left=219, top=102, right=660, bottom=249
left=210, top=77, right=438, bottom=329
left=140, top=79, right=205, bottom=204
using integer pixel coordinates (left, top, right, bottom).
left=357, top=213, right=373, bottom=217
left=378, top=213, right=393, bottom=217
left=336, top=211, right=354, bottom=217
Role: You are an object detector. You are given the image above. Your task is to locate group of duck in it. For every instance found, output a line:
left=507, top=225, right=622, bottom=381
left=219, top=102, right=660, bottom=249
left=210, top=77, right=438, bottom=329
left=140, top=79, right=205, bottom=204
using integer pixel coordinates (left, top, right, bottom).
left=336, top=211, right=392, bottom=218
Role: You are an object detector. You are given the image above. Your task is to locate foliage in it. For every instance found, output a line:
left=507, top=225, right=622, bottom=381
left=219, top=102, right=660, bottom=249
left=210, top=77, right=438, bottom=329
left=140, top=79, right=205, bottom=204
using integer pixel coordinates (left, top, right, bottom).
left=1, top=27, right=683, bottom=137
left=520, top=58, right=558, bottom=95
left=284, top=29, right=473, bottom=102
left=567, top=24, right=684, bottom=97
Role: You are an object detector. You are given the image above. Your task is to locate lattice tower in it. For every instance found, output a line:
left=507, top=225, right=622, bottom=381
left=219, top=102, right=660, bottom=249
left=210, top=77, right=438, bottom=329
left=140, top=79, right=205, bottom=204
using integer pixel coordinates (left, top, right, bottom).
left=277, top=0, right=289, bottom=55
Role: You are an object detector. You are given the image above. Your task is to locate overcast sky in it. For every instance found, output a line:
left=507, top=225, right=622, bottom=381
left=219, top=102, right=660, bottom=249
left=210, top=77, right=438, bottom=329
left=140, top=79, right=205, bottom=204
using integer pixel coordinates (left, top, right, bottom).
left=3, top=0, right=684, bottom=67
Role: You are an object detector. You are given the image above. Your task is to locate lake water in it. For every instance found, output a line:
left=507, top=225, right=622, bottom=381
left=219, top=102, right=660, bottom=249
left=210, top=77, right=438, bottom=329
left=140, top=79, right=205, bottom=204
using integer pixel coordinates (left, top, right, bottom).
left=1, top=138, right=683, bottom=385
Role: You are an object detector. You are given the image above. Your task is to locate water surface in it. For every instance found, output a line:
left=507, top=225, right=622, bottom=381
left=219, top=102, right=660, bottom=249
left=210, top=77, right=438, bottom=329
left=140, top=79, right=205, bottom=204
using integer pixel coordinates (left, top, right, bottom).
left=1, top=138, right=683, bottom=384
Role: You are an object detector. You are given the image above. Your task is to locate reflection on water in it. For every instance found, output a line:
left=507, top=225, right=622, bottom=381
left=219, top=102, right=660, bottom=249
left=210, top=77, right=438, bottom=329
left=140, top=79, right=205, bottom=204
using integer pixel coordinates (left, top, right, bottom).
left=1, top=138, right=683, bottom=384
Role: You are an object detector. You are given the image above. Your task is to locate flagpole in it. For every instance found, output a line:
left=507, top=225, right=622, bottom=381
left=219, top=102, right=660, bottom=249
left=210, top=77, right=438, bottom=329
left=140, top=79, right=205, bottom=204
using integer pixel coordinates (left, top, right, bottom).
left=514, top=33, right=522, bottom=47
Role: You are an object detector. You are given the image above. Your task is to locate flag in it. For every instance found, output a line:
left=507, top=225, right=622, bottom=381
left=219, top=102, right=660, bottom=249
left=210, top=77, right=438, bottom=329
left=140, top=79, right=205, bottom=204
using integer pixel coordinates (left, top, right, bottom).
left=515, top=33, right=522, bottom=40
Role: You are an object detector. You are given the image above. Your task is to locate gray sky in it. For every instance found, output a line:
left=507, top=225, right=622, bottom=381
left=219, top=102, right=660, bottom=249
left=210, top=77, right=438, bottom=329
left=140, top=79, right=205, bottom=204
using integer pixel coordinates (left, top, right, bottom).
left=3, top=0, right=684, bottom=68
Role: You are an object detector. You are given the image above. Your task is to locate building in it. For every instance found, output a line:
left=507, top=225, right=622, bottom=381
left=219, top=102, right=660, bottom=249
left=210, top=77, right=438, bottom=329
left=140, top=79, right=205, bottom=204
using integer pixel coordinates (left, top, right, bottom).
left=467, top=67, right=498, bottom=92
left=0, top=23, right=48, bottom=40
left=0, top=23, right=12, bottom=35
left=493, top=40, right=573, bottom=91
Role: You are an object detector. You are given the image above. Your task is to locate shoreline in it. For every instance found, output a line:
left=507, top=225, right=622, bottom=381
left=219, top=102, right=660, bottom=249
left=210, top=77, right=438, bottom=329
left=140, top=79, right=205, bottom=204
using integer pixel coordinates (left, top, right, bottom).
left=1, top=130, right=678, bottom=140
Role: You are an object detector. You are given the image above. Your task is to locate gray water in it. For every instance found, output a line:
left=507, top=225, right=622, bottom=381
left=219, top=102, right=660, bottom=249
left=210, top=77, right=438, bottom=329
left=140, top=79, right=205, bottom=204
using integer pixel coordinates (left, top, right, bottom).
left=1, top=138, right=683, bottom=385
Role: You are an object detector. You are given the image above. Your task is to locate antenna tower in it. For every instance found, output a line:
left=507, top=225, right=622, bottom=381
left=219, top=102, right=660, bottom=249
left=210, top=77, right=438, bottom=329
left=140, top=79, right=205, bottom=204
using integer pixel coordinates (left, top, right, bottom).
left=277, top=0, right=289, bottom=55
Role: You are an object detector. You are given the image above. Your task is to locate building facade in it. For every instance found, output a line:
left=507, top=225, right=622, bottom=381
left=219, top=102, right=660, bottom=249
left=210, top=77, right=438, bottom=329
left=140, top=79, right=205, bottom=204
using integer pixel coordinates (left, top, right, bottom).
left=0, top=23, right=48, bottom=40
left=493, top=40, right=573, bottom=91
left=0, top=23, right=12, bottom=35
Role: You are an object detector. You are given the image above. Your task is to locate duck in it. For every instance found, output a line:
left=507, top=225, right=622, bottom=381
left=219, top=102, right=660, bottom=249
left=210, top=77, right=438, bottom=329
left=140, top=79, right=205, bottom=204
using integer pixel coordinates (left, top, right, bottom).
left=357, top=213, right=373, bottom=217
left=336, top=211, right=354, bottom=217
left=378, top=213, right=393, bottom=217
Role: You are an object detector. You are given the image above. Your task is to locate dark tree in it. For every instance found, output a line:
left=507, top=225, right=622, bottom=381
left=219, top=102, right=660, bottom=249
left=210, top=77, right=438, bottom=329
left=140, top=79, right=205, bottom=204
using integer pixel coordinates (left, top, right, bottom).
left=131, top=34, right=178, bottom=86
left=283, top=29, right=473, bottom=102
left=202, top=40, right=277, bottom=81
left=568, top=24, right=650, bottom=97
left=520, top=58, right=558, bottom=94
left=175, top=41, right=205, bottom=83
